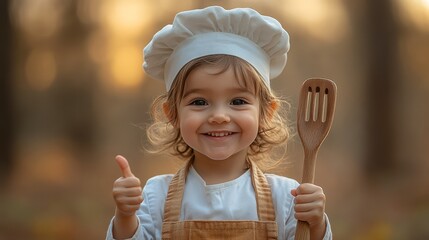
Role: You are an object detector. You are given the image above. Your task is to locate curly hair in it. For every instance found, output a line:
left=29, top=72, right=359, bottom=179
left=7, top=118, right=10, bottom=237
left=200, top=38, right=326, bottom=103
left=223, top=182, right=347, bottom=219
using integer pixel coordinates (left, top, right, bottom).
left=146, top=55, right=291, bottom=171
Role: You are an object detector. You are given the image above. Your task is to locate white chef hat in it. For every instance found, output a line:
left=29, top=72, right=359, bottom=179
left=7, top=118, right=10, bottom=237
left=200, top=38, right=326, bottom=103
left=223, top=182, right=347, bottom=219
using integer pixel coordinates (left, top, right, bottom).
left=143, top=6, right=290, bottom=91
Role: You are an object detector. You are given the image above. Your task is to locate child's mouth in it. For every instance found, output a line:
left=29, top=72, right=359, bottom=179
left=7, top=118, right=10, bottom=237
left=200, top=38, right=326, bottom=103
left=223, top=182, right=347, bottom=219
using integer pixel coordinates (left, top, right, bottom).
left=205, top=131, right=233, bottom=137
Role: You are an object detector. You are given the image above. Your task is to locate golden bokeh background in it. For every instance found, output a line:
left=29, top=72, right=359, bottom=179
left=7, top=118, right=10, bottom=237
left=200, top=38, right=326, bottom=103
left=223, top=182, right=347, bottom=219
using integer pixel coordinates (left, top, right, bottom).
left=1, top=0, right=428, bottom=239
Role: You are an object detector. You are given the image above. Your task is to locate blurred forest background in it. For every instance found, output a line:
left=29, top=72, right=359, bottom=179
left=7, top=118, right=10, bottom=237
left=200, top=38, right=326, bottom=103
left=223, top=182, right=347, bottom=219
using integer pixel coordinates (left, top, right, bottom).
left=1, top=0, right=428, bottom=239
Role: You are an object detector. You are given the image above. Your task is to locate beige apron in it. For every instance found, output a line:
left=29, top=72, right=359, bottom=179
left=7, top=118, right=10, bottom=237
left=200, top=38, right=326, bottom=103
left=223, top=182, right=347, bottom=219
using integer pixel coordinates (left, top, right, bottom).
left=161, top=160, right=278, bottom=239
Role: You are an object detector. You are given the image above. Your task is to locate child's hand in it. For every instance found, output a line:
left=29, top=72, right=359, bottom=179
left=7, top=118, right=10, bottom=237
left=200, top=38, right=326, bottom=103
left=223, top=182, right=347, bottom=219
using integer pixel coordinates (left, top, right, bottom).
left=113, top=155, right=143, bottom=217
left=291, top=183, right=326, bottom=234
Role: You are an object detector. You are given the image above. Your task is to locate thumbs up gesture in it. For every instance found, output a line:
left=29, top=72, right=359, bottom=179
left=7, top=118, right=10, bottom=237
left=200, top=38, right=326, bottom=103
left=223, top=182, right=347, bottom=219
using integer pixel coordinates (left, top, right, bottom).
left=112, top=155, right=143, bottom=217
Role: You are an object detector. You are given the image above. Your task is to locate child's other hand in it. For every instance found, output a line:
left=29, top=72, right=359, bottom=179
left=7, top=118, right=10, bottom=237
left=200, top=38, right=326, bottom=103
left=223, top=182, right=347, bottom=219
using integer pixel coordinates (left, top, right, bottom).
left=113, top=155, right=143, bottom=218
left=291, top=183, right=326, bottom=230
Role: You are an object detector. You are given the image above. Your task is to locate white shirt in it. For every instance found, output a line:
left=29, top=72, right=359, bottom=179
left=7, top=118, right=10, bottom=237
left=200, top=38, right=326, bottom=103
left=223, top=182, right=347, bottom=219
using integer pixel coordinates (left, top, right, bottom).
left=106, top=166, right=332, bottom=240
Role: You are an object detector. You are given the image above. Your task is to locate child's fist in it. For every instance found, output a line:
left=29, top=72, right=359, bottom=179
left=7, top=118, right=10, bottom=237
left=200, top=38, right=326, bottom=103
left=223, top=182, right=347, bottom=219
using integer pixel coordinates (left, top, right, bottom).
left=291, top=183, right=326, bottom=229
left=112, top=155, right=143, bottom=217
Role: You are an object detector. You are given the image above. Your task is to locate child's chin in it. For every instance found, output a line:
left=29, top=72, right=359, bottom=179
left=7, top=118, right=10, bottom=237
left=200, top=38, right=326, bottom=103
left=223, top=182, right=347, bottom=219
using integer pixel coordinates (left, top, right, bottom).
left=204, top=153, right=231, bottom=161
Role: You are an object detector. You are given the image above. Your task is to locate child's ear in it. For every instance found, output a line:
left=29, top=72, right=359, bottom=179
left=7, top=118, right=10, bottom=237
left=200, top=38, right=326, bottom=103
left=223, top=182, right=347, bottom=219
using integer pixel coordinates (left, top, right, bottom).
left=267, top=100, right=279, bottom=120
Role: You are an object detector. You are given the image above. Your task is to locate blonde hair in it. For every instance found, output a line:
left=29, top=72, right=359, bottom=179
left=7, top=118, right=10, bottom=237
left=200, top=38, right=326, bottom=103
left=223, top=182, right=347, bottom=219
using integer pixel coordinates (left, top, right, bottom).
left=146, top=55, right=291, bottom=171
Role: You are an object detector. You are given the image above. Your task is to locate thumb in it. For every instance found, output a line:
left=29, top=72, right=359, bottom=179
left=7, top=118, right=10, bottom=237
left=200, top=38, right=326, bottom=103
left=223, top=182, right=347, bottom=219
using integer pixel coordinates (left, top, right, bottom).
left=115, top=155, right=134, bottom=178
left=291, top=188, right=298, bottom=197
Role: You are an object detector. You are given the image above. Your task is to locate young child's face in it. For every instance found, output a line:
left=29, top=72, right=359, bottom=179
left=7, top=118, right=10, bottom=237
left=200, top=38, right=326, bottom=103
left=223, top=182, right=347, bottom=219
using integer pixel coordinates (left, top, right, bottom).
left=177, top=64, right=260, bottom=161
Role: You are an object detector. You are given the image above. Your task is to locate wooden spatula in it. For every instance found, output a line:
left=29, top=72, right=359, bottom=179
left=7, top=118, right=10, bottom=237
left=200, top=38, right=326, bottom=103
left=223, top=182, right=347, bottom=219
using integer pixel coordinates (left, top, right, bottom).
left=294, top=78, right=337, bottom=240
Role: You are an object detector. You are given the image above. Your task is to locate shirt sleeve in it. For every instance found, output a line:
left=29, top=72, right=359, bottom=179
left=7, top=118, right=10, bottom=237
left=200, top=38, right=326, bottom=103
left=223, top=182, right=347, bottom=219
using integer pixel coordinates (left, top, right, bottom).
left=105, top=217, right=146, bottom=240
left=321, top=214, right=333, bottom=240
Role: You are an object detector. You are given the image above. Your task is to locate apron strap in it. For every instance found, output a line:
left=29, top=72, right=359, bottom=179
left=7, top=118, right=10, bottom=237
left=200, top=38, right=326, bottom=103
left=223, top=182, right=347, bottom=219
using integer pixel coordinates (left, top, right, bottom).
left=163, top=159, right=192, bottom=222
left=250, top=161, right=276, bottom=222
left=163, top=159, right=276, bottom=222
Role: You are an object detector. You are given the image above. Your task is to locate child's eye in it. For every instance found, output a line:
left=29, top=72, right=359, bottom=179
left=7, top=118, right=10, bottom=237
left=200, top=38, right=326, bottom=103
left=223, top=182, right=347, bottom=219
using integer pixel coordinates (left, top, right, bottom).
left=231, top=98, right=248, bottom=105
left=190, top=99, right=207, bottom=106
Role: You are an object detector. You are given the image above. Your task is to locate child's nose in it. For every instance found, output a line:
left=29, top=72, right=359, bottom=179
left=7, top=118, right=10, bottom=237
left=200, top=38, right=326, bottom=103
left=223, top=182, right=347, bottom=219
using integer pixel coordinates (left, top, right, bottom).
left=208, top=107, right=231, bottom=124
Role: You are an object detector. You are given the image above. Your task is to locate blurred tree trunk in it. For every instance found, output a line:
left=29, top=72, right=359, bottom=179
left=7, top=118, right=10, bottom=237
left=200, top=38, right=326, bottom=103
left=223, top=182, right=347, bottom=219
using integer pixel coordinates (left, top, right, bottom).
left=0, top=0, right=13, bottom=183
left=364, top=0, right=398, bottom=179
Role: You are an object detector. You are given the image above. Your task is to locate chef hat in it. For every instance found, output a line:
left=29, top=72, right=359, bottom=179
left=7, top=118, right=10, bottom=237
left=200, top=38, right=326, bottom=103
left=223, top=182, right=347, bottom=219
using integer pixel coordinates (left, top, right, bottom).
left=143, top=6, right=290, bottom=91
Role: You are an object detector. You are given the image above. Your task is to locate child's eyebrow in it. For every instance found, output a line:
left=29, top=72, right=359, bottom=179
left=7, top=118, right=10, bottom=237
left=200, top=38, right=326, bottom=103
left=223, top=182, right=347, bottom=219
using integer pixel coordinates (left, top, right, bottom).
left=182, top=88, right=204, bottom=98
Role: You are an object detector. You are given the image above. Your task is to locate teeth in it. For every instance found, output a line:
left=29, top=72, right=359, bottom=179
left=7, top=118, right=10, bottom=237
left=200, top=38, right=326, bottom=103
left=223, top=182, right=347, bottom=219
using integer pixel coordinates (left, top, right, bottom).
left=207, top=132, right=232, bottom=137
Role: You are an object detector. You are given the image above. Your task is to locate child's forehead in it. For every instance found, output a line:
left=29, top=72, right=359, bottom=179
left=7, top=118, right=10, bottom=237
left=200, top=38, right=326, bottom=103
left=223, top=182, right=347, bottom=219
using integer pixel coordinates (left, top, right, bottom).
left=183, top=65, right=258, bottom=94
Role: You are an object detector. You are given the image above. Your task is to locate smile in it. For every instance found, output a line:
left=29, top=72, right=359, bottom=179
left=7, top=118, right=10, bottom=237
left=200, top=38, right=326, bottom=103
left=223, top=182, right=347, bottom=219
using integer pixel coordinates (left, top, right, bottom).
left=205, top=131, right=233, bottom=137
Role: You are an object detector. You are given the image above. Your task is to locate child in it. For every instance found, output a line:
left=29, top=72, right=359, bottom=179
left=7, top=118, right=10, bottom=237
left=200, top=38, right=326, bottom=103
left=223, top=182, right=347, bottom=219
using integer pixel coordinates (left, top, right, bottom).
left=107, top=6, right=332, bottom=240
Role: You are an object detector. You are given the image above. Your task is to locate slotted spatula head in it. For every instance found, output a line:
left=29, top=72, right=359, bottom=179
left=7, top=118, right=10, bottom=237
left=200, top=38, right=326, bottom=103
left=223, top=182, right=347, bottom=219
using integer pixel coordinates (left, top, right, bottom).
left=297, top=78, right=337, bottom=152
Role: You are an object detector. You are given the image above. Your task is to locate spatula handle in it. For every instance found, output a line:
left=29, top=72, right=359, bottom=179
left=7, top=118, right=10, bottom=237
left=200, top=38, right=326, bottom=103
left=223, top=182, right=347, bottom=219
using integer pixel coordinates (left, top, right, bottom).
left=295, top=221, right=310, bottom=240
left=295, top=149, right=318, bottom=240
left=301, top=148, right=318, bottom=184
